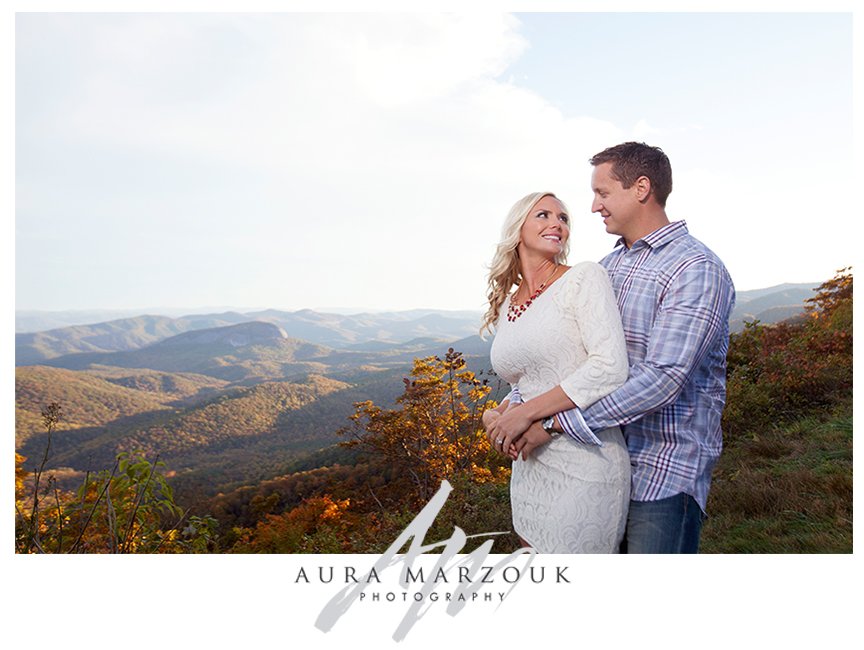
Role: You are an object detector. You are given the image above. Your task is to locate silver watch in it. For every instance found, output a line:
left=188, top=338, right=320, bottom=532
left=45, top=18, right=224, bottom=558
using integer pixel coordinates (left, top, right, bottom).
left=541, top=416, right=560, bottom=437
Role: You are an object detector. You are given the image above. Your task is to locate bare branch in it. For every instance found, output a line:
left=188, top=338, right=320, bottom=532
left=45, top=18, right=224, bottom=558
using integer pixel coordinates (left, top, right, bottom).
left=120, top=455, right=160, bottom=554
left=68, top=458, right=120, bottom=554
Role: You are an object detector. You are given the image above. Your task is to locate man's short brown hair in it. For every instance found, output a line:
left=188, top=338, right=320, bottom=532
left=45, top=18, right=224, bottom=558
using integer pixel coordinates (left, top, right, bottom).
left=590, top=142, right=673, bottom=207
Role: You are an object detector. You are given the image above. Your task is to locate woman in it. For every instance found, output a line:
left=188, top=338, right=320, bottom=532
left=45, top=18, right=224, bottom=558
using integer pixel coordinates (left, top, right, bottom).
left=482, top=191, right=630, bottom=553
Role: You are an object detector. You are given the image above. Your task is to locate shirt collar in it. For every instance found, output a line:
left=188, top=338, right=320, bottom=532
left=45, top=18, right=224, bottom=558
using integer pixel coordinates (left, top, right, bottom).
left=614, top=220, right=689, bottom=251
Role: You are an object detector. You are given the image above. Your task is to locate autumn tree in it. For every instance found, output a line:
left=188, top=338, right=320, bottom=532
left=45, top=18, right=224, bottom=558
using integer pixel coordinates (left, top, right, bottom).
left=338, top=349, right=507, bottom=507
left=723, top=268, right=852, bottom=436
left=805, top=266, right=852, bottom=323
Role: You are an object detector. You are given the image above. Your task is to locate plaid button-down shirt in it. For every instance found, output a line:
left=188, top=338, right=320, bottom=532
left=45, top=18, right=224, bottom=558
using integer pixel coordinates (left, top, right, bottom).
left=510, top=221, right=735, bottom=511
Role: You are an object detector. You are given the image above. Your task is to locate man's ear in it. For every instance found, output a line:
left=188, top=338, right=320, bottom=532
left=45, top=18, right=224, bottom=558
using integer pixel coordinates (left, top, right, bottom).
left=634, top=175, right=651, bottom=202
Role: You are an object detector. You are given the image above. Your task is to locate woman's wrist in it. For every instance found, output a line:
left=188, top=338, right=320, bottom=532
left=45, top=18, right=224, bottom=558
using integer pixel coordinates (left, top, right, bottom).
left=519, top=398, right=545, bottom=422
left=522, top=387, right=575, bottom=423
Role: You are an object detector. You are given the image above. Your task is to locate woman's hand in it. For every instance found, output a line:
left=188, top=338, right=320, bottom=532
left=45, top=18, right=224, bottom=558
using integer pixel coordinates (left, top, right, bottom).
left=483, top=410, right=509, bottom=454
left=487, top=403, right=534, bottom=454
left=482, top=409, right=501, bottom=437
left=484, top=409, right=519, bottom=456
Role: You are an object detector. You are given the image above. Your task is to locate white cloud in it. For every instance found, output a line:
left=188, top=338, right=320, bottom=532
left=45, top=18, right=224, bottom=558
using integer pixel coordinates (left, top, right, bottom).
left=346, top=13, right=528, bottom=107
left=17, top=13, right=626, bottom=310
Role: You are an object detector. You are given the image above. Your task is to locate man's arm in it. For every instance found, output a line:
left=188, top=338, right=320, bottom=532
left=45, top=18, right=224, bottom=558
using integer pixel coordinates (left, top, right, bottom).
left=558, top=257, right=734, bottom=441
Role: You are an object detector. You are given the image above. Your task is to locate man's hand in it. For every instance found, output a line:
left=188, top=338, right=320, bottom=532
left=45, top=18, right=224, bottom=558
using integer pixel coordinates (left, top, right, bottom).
left=487, top=402, right=534, bottom=455
left=509, top=421, right=553, bottom=461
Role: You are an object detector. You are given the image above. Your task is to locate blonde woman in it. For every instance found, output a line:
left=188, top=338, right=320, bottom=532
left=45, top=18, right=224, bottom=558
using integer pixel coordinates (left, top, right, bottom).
left=482, top=192, right=630, bottom=553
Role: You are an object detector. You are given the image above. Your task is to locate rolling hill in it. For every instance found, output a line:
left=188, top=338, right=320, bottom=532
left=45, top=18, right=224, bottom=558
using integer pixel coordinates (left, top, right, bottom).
left=17, top=281, right=821, bottom=364
left=30, top=320, right=492, bottom=386
left=15, top=307, right=484, bottom=362
left=16, top=364, right=412, bottom=499
left=15, top=365, right=176, bottom=446
left=730, top=282, right=818, bottom=331
left=16, top=315, right=191, bottom=365
left=37, top=322, right=336, bottom=383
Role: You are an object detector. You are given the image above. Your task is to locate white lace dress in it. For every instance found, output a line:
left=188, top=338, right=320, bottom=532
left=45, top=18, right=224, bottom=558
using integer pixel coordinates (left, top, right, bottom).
left=490, top=261, right=631, bottom=553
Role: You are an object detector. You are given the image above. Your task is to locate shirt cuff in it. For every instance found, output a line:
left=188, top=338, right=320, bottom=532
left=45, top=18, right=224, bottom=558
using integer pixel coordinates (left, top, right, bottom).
left=557, top=407, right=603, bottom=446
left=506, top=386, right=523, bottom=404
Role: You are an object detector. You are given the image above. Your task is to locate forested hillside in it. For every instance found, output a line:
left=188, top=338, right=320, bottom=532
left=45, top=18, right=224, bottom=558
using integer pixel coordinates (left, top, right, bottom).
left=16, top=366, right=179, bottom=444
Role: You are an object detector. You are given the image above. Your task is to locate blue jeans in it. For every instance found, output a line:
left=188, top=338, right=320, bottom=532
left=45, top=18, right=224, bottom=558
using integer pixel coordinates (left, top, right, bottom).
left=620, top=492, right=706, bottom=554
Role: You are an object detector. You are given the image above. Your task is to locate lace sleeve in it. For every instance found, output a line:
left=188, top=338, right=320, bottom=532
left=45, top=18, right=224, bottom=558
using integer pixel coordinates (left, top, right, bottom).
left=552, top=262, right=629, bottom=409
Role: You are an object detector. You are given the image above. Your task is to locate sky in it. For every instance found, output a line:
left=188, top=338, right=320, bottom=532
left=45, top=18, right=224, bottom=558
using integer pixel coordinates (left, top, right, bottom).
left=13, top=10, right=855, bottom=314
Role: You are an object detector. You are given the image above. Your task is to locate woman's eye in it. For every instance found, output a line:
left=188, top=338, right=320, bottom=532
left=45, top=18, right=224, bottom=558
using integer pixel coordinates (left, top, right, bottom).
left=559, top=215, right=569, bottom=224
left=536, top=211, right=548, bottom=218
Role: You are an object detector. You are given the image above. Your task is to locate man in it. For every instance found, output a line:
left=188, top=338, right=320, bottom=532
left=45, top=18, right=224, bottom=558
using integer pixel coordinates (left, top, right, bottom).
left=498, top=142, right=735, bottom=553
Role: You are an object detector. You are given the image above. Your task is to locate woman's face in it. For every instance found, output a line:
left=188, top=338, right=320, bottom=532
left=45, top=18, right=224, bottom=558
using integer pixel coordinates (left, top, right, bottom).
left=518, top=195, right=570, bottom=259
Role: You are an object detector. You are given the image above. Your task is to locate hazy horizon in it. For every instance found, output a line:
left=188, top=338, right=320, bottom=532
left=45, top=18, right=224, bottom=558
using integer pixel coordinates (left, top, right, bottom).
left=14, top=277, right=825, bottom=318
left=15, top=276, right=824, bottom=336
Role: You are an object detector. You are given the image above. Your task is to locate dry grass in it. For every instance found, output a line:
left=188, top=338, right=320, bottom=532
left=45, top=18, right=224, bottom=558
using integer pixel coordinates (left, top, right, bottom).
left=702, top=401, right=852, bottom=553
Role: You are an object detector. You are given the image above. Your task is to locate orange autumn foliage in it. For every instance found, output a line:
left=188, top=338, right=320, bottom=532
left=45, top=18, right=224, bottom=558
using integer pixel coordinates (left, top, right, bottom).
left=339, top=349, right=509, bottom=506
left=723, top=268, right=852, bottom=435
left=233, top=495, right=354, bottom=553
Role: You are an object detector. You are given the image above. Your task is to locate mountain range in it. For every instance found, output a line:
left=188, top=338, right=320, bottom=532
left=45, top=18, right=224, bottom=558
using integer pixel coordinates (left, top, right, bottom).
left=729, top=282, right=819, bottom=331
left=15, top=314, right=499, bottom=500
left=16, top=280, right=819, bottom=365
left=14, top=281, right=820, bottom=504
left=16, top=308, right=484, bottom=365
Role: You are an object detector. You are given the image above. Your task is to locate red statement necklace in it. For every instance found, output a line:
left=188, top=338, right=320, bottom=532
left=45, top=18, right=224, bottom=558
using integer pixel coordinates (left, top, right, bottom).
left=506, top=264, right=559, bottom=322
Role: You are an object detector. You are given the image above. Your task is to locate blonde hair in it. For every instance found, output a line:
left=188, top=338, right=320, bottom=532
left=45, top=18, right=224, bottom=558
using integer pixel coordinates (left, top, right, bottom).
left=480, top=192, right=569, bottom=337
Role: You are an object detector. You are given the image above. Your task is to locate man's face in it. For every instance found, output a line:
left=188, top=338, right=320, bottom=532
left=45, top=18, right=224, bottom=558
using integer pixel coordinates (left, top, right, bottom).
left=591, top=162, right=640, bottom=243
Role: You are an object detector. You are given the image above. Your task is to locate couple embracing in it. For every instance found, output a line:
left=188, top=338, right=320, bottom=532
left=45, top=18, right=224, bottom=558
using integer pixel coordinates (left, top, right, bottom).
left=482, top=142, right=735, bottom=554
